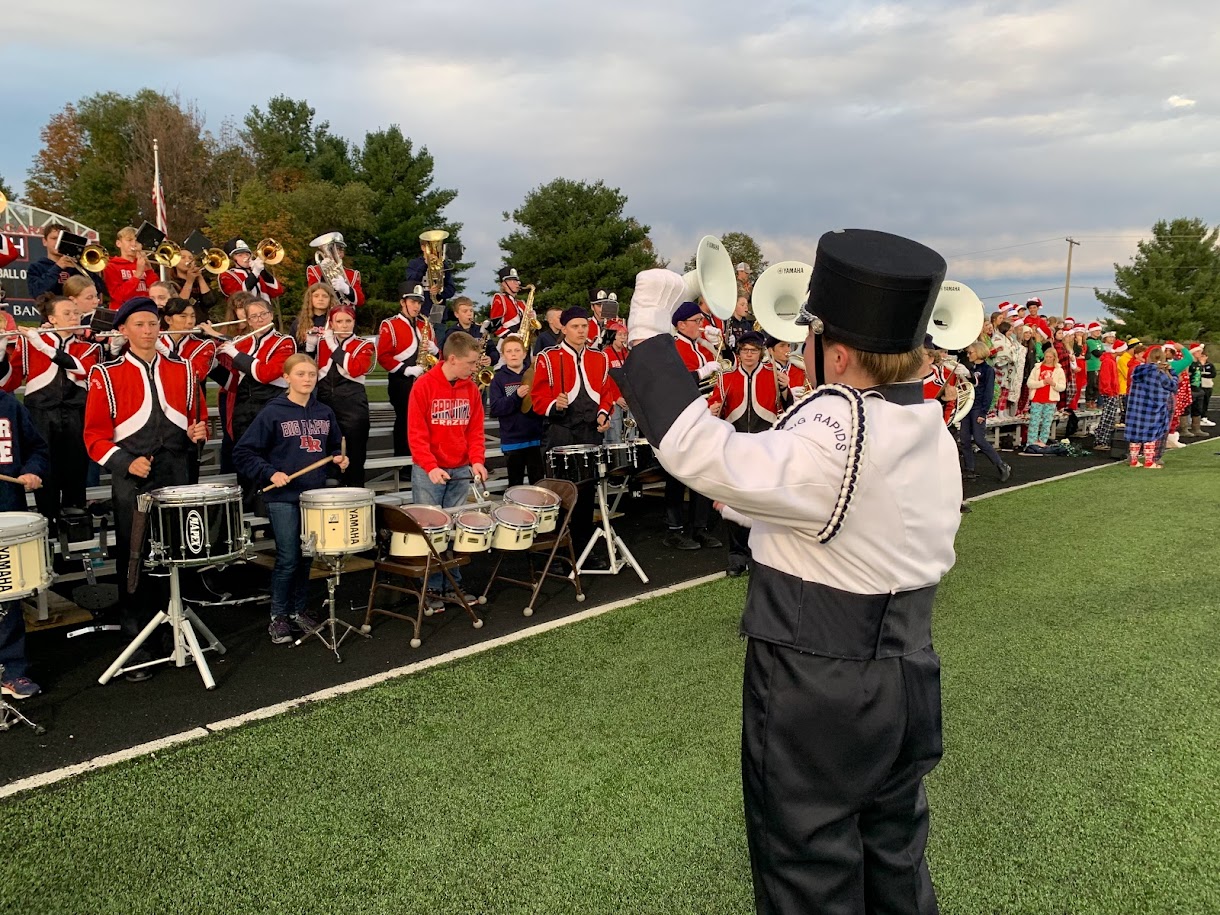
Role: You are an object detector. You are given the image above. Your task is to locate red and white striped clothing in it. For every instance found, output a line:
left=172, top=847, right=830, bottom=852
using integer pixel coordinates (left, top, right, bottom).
left=674, top=333, right=718, bottom=373
left=530, top=342, right=619, bottom=417
left=1, top=333, right=101, bottom=398
left=317, top=333, right=375, bottom=384
left=376, top=313, right=434, bottom=374
left=305, top=264, right=365, bottom=306
left=159, top=334, right=217, bottom=385
left=708, top=363, right=781, bottom=429
left=489, top=292, right=524, bottom=339
left=217, top=329, right=294, bottom=437
left=218, top=266, right=285, bottom=302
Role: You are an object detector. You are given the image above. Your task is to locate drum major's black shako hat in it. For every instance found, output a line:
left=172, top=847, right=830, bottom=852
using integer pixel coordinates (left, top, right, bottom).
left=798, top=229, right=947, bottom=354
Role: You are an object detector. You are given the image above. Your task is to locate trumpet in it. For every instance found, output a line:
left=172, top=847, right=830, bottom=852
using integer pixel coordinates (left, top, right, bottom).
left=197, top=247, right=230, bottom=274
left=80, top=244, right=109, bottom=273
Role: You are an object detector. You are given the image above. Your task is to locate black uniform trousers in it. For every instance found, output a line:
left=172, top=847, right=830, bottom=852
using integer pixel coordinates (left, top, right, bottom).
left=505, top=446, right=545, bottom=487
left=27, top=400, right=88, bottom=520
left=319, top=375, right=370, bottom=488
left=387, top=371, right=416, bottom=457
left=112, top=450, right=192, bottom=641
left=543, top=407, right=600, bottom=554
left=664, top=471, right=711, bottom=533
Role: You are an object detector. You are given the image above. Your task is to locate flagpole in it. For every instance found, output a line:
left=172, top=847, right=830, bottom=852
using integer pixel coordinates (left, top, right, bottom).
left=153, top=138, right=166, bottom=281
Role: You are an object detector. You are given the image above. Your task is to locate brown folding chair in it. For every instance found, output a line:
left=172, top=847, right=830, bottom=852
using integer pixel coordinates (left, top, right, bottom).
left=362, top=504, right=483, bottom=648
left=480, top=479, right=584, bottom=616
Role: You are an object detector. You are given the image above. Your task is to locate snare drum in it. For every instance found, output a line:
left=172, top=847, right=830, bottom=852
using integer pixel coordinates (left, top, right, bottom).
left=490, top=505, right=538, bottom=551
left=503, top=485, right=561, bottom=534
left=546, top=444, right=601, bottom=483
left=300, top=487, right=375, bottom=556
left=631, top=438, right=658, bottom=472
left=0, top=513, right=52, bottom=600
left=389, top=505, right=452, bottom=558
left=148, top=483, right=244, bottom=567
left=452, top=511, right=494, bottom=552
left=602, top=442, right=637, bottom=474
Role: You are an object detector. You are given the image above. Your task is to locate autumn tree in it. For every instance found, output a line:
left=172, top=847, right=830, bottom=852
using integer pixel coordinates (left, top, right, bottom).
left=498, top=178, right=662, bottom=315
left=1096, top=218, right=1220, bottom=341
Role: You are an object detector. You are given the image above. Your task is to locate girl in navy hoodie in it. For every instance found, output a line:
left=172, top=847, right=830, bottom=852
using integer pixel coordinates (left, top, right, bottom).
left=488, top=334, right=545, bottom=485
left=959, top=340, right=1012, bottom=482
left=233, top=354, right=349, bottom=644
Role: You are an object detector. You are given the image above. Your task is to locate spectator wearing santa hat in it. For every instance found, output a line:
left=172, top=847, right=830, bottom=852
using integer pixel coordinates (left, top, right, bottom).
left=1161, top=342, right=1195, bottom=449
left=1013, top=321, right=1038, bottom=418
left=1004, top=319, right=1029, bottom=417
left=1053, top=328, right=1076, bottom=412
left=1092, top=338, right=1125, bottom=451
left=1069, top=326, right=1088, bottom=411
left=1084, top=322, right=1105, bottom=408
left=1117, top=338, right=1143, bottom=419
left=1184, top=343, right=1207, bottom=437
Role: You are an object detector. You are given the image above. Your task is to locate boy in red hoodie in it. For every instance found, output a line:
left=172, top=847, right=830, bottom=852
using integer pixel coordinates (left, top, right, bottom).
left=1092, top=339, right=1124, bottom=451
left=408, top=330, right=488, bottom=605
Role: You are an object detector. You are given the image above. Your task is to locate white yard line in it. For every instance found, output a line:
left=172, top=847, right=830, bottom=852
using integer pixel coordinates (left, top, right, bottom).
left=1, top=572, right=728, bottom=801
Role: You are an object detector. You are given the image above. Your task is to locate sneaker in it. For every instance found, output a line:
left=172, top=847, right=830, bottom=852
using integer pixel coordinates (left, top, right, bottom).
left=424, top=593, right=446, bottom=612
left=998, top=463, right=1012, bottom=483
left=663, top=531, right=700, bottom=550
left=694, top=529, right=723, bottom=549
left=1201, top=418, right=1215, bottom=427
left=1, top=676, right=41, bottom=699
left=291, top=609, right=323, bottom=632
left=268, top=617, right=294, bottom=644
left=726, top=564, right=748, bottom=578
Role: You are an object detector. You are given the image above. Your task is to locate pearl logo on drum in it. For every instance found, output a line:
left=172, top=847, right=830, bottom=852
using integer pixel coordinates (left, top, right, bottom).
left=186, top=510, right=205, bottom=555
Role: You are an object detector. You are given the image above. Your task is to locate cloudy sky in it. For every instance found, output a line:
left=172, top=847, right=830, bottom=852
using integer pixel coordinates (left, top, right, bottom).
left=4, top=0, right=1217, bottom=321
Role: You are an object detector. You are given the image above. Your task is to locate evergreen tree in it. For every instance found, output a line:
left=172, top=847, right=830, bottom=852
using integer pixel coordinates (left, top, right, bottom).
left=1096, top=218, right=1220, bottom=341
left=498, top=178, right=661, bottom=315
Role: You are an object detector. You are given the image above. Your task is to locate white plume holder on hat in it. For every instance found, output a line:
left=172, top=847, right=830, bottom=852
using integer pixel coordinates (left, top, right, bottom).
left=680, top=236, right=737, bottom=321
left=927, top=279, right=984, bottom=351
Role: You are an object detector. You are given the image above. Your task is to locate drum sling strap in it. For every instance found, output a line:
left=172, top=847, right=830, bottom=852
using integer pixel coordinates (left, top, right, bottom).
left=127, top=493, right=153, bottom=594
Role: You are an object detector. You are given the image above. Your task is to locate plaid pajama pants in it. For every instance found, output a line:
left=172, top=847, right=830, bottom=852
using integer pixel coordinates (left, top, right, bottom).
left=1094, top=395, right=1120, bottom=445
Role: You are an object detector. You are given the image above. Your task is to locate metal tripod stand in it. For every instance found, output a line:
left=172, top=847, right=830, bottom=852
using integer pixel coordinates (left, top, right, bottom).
left=293, top=552, right=369, bottom=662
left=575, top=458, right=648, bottom=583
left=0, top=664, right=44, bottom=735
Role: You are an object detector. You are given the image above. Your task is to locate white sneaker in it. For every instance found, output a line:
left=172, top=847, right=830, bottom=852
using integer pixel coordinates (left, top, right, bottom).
left=1167, top=432, right=1186, bottom=449
left=1201, top=418, right=1215, bottom=427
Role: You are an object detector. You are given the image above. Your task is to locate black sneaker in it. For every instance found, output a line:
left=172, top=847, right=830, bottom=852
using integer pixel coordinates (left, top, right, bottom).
left=998, top=463, right=1012, bottom=483
left=726, top=564, right=748, bottom=578
left=694, top=530, right=723, bottom=549
left=268, top=617, right=294, bottom=644
left=963, top=471, right=979, bottom=482
left=663, top=531, right=700, bottom=550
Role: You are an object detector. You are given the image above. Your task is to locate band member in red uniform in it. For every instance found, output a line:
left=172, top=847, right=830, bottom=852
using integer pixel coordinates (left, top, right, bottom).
left=84, top=296, right=208, bottom=681
left=159, top=298, right=217, bottom=483
left=377, top=283, right=436, bottom=456
left=200, top=292, right=256, bottom=473
left=217, top=298, right=295, bottom=505
left=666, top=301, right=723, bottom=551
left=102, top=226, right=159, bottom=308
left=767, top=336, right=807, bottom=401
left=489, top=266, right=529, bottom=345
left=218, top=239, right=285, bottom=304
left=587, top=288, right=618, bottom=349
left=306, top=232, right=364, bottom=307
left=708, top=332, right=781, bottom=576
left=4, top=295, right=100, bottom=520
left=315, top=304, right=374, bottom=486
left=530, top=306, right=618, bottom=568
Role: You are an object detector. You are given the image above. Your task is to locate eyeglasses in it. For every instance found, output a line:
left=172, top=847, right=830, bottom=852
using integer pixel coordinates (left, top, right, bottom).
left=247, top=310, right=271, bottom=320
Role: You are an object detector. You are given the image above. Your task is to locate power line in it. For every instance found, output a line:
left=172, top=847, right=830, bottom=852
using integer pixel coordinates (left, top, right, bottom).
left=979, top=285, right=1116, bottom=301
left=944, top=238, right=1063, bottom=259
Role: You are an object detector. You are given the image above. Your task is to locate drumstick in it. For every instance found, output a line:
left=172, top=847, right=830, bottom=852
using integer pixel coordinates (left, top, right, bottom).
left=0, top=473, right=24, bottom=486
left=261, top=454, right=335, bottom=492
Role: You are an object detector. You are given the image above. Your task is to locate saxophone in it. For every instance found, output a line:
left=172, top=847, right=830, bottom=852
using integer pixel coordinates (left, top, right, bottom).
left=517, top=284, right=538, bottom=353
left=419, top=318, right=439, bottom=370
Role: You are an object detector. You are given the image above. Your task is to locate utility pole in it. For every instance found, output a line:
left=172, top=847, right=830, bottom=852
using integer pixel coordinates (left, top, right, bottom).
left=1063, top=237, right=1080, bottom=318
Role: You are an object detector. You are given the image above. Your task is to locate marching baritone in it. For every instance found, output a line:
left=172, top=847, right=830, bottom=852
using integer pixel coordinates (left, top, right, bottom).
left=404, top=237, right=456, bottom=320
left=315, top=304, right=374, bottom=487
left=218, top=239, right=286, bottom=304
left=706, top=331, right=780, bottom=577
left=307, top=232, right=365, bottom=307
left=169, top=248, right=222, bottom=315
left=102, top=226, right=159, bottom=308
left=530, top=306, right=618, bottom=568
left=0, top=295, right=100, bottom=520
left=614, top=229, right=962, bottom=914
left=377, top=283, right=436, bottom=457
left=84, top=297, right=209, bottom=681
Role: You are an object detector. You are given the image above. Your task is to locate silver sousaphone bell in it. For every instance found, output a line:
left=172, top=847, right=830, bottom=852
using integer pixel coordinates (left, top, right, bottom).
left=751, top=261, right=813, bottom=344
left=927, top=279, right=985, bottom=351
left=680, top=236, right=738, bottom=320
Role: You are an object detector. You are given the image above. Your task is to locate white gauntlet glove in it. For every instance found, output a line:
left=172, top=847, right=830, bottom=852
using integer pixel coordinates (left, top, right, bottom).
left=332, top=275, right=351, bottom=295
left=250, top=257, right=264, bottom=276
left=627, top=269, right=687, bottom=346
left=703, top=326, right=723, bottom=347
left=697, top=361, right=720, bottom=380
left=22, top=328, right=55, bottom=356
left=404, top=365, right=425, bottom=378
left=220, top=342, right=238, bottom=358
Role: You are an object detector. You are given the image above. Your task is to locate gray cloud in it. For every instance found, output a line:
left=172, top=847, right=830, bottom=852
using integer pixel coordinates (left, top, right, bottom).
left=4, top=0, right=1219, bottom=319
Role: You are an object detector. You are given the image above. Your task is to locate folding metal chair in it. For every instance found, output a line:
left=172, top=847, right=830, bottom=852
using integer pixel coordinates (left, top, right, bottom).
left=480, top=479, right=585, bottom=616
left=361, top=504, right=483, bottom=648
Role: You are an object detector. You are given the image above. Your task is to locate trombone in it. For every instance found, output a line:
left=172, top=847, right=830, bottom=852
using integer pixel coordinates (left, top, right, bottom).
left=80, top=244, right=109, bottom=273
left=255, top=238, right=284, bottom=265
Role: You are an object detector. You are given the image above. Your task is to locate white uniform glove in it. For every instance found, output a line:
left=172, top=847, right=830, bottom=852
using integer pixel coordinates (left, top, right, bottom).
left=697, top=361, right=720, bottom=380
left=250, top=257, right=264, bottom=276
left=323, top=329, right=338, bottom=350
left=22, top=328, right=55, bottom=356
left=404, top=365, right=425, bottom=378
left=108, top=335, right=126, bottom=357
left=428, top=340, right=440, bottom=355
left=332, top=275, right=351, bottom=295
left=953, top=363, right=970, bottom=379
left=703, top=326, right=723, bottom=347
left=220, top=342, right=238, bottom=358
left=628, top=269, right=687, bottom=346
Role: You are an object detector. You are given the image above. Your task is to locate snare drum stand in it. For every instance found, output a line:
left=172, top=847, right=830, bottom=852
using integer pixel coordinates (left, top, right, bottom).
left=294, top=550, right=370, bottom=662
left=576, top=457, right=649, bottom=583
left=0, top=663, right=45, bottom=735
left=98, top=560, right=228, bottom=690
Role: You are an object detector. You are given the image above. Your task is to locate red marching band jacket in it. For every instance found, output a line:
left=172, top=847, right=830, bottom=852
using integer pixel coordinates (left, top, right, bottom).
left=305, top=265, right=365, bottom=307
left=317, top=334, right=375, bottom=383
left=83, top=353, right=206, bottom=468
left=0, top=333, right=101, bottom=396
left=708, top=363, right=782, bottom=427
left=218, top=266, right=285, bottom=301
left=159, top=334, right=217, bottom=386
left=376, top=313, right=434, bottom=374
left=530, top=342, right=619, bottom=417
left=215, top=330, right=294, bottom=437
left=772, top=357, right=806, bottom=393
left=489, top=292, right=524, bottom=339
left=674, top=333, right=718, bottom=373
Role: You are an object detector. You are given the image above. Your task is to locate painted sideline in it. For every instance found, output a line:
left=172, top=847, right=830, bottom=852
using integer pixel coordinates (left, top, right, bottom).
left=0, top=572, right=727, bottom=801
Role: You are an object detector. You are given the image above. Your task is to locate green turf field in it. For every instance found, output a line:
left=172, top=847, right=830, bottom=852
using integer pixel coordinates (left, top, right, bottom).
left=3, top=448, right=1218, bottom=914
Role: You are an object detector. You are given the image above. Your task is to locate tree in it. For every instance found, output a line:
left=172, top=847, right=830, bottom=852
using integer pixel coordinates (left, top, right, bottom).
left=682, top=231, right=768, bottom=277
left=1096, top=218, right=1220, bottom=341
left=0, top=174, right=13, bottom=199
left=241, top=96, right=355, bottom=189
left=354, top=125, right=465, bottom=302
left=498, top=178, right=662, bottom=315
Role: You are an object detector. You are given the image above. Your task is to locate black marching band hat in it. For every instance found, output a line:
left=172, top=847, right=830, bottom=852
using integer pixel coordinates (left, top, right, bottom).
left=114, top=296, right=158, bottom=327
left=671, top=301, right=703, bottom=326
left=796, top=229, right=947, bottom=354
left=134, top=221, right=166, bottom=250
left=224, top=238, right=251, bottom=258
left=497, top=266, right=520, bottom=283
left=560, top=306, right=589, bottom=325
left=56, top=232, right=88, bottom=258
left=399, top=282, right=424, bottom=300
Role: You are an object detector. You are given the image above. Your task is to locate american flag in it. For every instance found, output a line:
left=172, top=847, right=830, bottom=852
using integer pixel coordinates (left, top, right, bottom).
left=152, top=167, right=167, bottom=234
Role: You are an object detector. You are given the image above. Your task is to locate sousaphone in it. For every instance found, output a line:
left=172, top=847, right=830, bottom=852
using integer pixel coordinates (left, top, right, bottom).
left=928, top=279, right=984, bottom=351
left=681, top=236, right=737, bottom=320
left=751, top=261, right=812, bottom=343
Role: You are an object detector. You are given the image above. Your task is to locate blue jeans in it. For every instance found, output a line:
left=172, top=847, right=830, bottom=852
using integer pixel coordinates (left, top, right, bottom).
left=411, top=464, right=472, bottom=592
left=0, top=600, right=28, bottom=681
left=267, top=501, right=310, bottom=620
left=1028, top=402, right=1055, bottom=445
